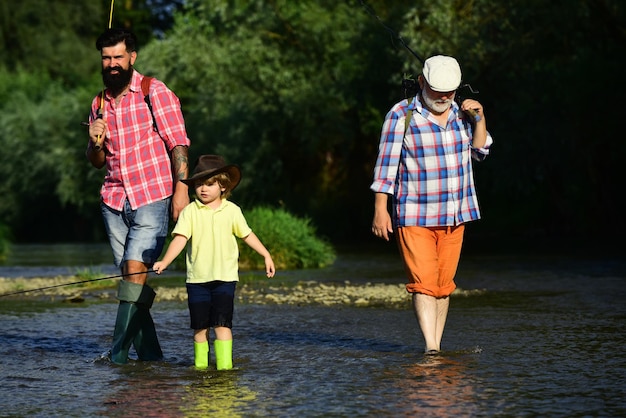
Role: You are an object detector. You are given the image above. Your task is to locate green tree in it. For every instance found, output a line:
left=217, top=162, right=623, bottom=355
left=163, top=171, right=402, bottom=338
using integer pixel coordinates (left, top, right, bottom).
left=0, top=1, right=103, bottom=86
left=0, top=68, right=106, bottom=240
left=0, top=0, right=179, bottom=241
left=398, top=0, right=625, bottom=241
left=0, top=1, right=164, bottom=87
left=1, top=0, right=623, bottom=249
left=139, top=0, right=402, bottom=240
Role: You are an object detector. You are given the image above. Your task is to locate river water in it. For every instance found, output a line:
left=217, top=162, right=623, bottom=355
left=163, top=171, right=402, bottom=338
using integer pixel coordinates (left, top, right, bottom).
left=0, top=243, right=625, bottom=417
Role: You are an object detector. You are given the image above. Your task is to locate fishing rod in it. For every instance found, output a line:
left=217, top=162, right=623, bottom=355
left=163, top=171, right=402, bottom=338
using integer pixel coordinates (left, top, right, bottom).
left=358, top=0, right=424, bottom=65
left=358, top=0, right=481, bottom=121
left=0, top=270, right=159, bottom=298
left=91, top=0, right=116, bottom=151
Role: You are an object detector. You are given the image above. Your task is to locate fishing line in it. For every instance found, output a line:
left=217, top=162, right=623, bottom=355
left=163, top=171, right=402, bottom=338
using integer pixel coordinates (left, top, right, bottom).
left=0, top=270, right=159, bottom=298
left=358, top=0, right=424, bottom=64
left=358, top=0, right=481, bottom=119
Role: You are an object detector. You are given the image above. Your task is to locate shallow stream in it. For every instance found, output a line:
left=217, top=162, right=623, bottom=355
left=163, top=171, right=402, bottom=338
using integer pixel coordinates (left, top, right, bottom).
left=1, top=244, right=625, bottom=417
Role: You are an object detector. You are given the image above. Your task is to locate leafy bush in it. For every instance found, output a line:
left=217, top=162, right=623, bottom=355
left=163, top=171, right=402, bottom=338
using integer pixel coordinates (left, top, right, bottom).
left=238, top=207, right=336, bottom=270
left=164, top=206, right=335, bottom=272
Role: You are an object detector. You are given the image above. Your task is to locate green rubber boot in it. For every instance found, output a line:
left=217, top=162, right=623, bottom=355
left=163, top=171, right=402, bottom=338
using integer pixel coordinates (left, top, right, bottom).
left=133, top=308, right=164, bottom=361
left=194, top=341, right=209, bottom=369
left=110, top=300, right=140, bottom=364
left=132, top=283, right=163, bottom=361
left=214, top=339, right=233, bottom=370
left=110, top=280, right=163, bottom=364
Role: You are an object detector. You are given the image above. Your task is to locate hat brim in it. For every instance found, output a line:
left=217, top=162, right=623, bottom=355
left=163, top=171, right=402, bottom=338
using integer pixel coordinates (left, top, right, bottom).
left=428, top=83, right=461, bottom=93
left=181, top=164, right=241, bottom=190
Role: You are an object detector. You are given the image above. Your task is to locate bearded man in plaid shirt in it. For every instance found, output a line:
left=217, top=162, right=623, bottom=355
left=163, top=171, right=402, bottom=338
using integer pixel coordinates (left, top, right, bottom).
left=87, top=28, right=190, bottom=364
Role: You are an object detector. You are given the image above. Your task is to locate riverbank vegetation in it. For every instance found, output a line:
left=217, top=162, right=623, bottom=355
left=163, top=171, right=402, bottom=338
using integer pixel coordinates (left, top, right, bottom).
left=0, top=1, right=623, bottom=253
left=0, top=224, right=9, bottom=262
left=161, top=206, right=336, bottom=271
left=239, top=208, right=336, bottom=269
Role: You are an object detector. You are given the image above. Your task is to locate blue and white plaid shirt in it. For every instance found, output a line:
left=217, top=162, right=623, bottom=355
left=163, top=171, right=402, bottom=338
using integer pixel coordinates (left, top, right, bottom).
left=370, top=95, right=492, bottom=228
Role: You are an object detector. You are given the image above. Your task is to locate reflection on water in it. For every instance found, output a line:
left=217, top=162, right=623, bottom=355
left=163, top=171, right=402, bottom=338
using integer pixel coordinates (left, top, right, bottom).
left=99, top=361, right=258, bottom=417
left=1, top=245, right=626, bottom=416
left=181, top=374, right=257, bottom=418
left=396, top=353, right=483, bottom=416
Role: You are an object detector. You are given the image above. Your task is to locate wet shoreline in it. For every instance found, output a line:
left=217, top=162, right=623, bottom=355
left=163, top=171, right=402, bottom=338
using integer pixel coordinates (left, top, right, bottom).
left=0, top=275, right=483, bottom=308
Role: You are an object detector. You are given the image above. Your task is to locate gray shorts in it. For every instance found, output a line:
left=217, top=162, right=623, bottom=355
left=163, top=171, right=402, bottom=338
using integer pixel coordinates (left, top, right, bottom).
left=101, top=198, right=170, bottom=268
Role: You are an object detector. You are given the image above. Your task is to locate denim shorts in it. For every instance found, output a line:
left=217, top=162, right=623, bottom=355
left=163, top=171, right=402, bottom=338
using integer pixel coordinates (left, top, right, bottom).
left=186, top=281, right=237, bottom=330
left=101, top=198, right=170, bottom=268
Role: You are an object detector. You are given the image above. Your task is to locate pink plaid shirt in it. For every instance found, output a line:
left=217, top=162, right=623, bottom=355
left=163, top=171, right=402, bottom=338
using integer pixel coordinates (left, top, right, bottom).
left=89, top=71, right=190, bottom=211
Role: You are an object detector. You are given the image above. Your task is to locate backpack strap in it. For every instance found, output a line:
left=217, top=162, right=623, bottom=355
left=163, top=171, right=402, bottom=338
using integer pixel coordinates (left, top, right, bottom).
left=141, top=76, right=159, bottom=134
left=404, top=96, right=413, bottom=135
left=401, top=77, right=417, bottom=135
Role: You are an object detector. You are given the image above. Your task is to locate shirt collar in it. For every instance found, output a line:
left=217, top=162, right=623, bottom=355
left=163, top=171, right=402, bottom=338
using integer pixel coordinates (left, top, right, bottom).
left=193, top=198, right=228, bottom=211
left=129, top=70, right=142, bottom=93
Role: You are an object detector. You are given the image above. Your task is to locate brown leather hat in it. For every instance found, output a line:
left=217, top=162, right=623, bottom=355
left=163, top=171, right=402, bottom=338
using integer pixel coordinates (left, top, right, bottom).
left=181, top=155, right=241, bottom=190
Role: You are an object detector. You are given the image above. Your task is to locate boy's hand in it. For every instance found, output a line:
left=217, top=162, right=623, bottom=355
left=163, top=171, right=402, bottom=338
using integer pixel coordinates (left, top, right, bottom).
left=265, top=257, right=276, bottom=278
left=153, top=261, right=166, bottom=274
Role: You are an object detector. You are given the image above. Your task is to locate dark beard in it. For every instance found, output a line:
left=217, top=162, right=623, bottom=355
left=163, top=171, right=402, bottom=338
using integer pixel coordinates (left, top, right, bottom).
left=102, top=66, right=133, bottom=96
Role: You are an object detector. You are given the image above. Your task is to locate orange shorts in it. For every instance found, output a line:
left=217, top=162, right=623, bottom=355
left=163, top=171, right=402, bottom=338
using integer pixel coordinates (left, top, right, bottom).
left=396, top=225, right=465, bottom=298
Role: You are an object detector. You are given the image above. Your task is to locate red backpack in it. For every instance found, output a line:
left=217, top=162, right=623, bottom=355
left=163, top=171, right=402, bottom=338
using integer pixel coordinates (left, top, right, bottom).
left=141, top=76, right=160, bottom=135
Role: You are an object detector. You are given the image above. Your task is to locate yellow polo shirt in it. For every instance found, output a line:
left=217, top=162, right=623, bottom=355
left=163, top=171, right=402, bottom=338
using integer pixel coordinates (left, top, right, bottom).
left=172, top=199, right=252, bottom=284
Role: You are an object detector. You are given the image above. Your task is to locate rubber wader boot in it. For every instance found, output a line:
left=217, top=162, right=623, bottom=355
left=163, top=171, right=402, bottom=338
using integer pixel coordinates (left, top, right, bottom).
left=194, top=341, right=209, bottom=369
left=110, top=280, right=163, bottom=364
left=413, top=293, right=439, bottom=354
left=214, top=339, right=233, bottom=370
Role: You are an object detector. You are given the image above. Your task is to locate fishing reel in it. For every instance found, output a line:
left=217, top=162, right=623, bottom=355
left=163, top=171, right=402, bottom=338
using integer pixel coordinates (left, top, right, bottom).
left=402, top=76, right=420, bottom=100
left=455, top=83, right=481, bottom=122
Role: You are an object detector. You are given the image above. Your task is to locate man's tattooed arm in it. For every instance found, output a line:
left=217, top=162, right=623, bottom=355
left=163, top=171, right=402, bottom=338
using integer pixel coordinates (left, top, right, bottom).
left=171, top=145, right=189, bottom=182
left=170, top=145, right=189, bottom=221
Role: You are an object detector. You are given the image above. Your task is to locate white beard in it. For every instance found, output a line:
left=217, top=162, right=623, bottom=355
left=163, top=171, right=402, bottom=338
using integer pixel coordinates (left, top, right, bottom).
left=421, top=90, right=455, bottom=114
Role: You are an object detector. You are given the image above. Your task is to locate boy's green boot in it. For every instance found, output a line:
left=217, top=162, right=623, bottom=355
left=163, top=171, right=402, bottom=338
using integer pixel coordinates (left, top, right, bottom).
left=214, top=339, right=233, bottom=370
left=194, top=341, right=209, bottom=369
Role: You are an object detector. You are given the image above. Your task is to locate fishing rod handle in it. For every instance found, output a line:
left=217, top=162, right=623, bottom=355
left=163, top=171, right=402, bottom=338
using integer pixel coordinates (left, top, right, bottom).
left=94, top=111, right=104, bottom=151
left=465, top=108, right=481, bottom=122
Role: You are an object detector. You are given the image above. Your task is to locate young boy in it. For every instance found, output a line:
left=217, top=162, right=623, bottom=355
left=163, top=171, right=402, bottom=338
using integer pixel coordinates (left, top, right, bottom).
left=153, top=154, right=275, bottom=370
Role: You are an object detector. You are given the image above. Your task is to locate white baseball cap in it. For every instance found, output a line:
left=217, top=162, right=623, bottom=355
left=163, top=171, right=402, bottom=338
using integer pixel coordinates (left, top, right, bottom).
left=422, top=55, right=462, bottom=92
